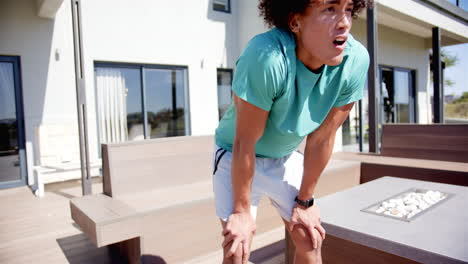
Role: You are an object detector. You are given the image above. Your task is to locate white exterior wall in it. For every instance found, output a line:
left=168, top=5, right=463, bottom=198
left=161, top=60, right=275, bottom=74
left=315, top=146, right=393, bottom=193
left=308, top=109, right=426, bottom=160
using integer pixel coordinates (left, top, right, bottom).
left=0, top=0, right=77, bottom=185
left=237, top=0, right=268, bottom=54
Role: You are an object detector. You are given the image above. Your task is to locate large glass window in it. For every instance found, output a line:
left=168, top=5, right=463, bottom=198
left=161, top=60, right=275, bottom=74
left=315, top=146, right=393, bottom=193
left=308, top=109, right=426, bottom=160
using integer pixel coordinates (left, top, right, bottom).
left=394, top=71, right=411, bottom=123
left=380, top=67, right=416, bottom=124
left=95, top=63, right=189, bottom=146
left=95, top=67, right=142, bottom=143
left=145, top=68, right=187, bottom=138
left=217, top=69, right=233, bottom=120
left=213, top=0, right=231, bottom=13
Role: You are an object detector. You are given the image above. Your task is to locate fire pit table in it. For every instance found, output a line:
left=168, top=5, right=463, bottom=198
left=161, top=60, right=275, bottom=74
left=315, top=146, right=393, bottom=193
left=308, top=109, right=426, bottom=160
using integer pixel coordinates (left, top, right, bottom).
left=318, top=176, right=468, bottom=264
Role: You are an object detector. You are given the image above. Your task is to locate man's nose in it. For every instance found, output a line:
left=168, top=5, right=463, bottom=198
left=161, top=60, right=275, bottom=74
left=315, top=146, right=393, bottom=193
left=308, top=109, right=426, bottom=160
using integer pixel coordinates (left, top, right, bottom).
left=337, top=12, right=351, bottom=30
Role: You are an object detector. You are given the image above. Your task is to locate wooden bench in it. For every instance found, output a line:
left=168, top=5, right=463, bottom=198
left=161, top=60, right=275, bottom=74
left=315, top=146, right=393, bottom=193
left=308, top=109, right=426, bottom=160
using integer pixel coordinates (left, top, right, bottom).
left=380, top=124, right=468, bottom=162
left=70, top=135, right=223, bottom=263
left=70, top=135, right=363, bottom=263
left=332, top=124, right=468, bottom=186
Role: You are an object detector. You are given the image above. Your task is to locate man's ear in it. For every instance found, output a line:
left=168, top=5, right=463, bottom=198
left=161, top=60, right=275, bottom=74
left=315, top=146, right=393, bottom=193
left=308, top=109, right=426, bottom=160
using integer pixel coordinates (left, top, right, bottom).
left=289, top=14, right=301, bottom=33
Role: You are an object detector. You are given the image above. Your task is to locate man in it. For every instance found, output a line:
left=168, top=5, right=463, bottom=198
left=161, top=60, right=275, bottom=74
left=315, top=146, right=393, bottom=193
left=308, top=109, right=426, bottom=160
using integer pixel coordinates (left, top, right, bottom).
left=213, top=0, right=371, bottom=263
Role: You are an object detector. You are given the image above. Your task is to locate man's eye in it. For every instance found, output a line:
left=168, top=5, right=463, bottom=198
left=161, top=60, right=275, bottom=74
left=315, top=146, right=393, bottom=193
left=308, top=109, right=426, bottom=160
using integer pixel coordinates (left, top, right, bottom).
left=326, top=7, right=335, bottom=12
left=346, top=8, right=353, bottom=13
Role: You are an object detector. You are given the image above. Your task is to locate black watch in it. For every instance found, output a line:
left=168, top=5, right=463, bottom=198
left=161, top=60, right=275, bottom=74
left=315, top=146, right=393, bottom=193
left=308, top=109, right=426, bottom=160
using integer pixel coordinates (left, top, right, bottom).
left=295, top=196, right=314, bottom=208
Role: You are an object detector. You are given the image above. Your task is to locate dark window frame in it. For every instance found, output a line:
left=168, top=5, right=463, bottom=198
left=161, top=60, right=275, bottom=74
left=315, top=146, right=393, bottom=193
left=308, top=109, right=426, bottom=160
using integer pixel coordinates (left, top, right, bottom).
left=94, top=61, right=191, bottom=152
left=213, top=0, right=231, bottom=13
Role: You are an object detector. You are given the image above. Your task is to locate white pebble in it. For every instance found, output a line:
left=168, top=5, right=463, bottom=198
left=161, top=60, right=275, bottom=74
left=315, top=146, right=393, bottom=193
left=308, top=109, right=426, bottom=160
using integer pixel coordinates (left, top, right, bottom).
left=374, top=189, right=446, bottom=219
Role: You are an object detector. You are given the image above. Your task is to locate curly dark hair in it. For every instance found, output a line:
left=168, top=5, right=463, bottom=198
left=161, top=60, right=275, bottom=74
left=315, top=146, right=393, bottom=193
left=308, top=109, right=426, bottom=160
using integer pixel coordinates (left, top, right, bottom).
left=259, top=0, right=372, bottom=30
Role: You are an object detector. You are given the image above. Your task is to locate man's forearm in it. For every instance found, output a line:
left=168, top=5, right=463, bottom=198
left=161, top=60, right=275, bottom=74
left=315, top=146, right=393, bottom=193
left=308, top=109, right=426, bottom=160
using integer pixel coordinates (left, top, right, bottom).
left=297, top=133, right=336, bottom=200
left=231, top=141, right=256, bottom=213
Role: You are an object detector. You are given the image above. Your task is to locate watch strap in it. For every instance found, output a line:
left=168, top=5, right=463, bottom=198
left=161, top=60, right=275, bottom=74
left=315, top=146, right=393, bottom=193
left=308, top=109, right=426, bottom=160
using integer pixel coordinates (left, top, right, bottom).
left=295, top=196, right=314, bottom=208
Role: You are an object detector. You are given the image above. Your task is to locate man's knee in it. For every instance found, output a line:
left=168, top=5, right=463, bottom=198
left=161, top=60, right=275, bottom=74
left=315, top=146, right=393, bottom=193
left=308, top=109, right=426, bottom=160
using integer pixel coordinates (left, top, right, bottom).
left=290, top=224, right=323, bottom=252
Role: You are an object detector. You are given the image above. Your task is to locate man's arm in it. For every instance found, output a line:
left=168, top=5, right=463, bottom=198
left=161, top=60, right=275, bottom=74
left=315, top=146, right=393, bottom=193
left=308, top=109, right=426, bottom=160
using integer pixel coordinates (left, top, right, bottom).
left=298, top=102, right=355, bottom=201
left=287, top=102, right=356, bottom=249
left=231, top=94, right=269, bottom=213
left=222, top=94, right=269, bottom=261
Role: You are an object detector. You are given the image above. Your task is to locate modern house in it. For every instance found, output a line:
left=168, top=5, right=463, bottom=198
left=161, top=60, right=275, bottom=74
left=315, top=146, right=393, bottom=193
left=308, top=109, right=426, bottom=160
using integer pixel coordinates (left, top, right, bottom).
left=1, top=0, right=467, bottom=192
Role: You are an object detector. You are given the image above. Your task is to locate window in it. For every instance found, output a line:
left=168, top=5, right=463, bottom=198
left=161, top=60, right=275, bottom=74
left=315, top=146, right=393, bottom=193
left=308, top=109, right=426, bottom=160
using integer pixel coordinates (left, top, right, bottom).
left=217, top=69, right=233, bottom=120
left=95, top=63, right=190, bottom=147
left=445, top=0, right=468, bottom=11
left=213, top=0, right=231, bottom=13
left=380, top=67, right=416, bottom=124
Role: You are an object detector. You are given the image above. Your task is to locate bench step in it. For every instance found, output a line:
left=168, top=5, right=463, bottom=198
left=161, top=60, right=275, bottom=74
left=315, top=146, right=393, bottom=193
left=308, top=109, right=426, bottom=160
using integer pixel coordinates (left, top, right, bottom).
left=70, top=194, right=141, bottom=247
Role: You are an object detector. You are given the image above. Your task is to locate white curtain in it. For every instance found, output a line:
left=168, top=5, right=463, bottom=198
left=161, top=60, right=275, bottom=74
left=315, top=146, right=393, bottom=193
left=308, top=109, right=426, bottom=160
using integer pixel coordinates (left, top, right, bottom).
left=96, top=68, right=128, bottom=144
left=0, top=62, right=16, bottom=120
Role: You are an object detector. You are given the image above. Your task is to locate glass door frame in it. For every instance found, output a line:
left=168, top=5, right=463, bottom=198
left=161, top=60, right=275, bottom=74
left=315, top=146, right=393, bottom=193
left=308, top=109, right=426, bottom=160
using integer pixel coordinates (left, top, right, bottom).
left=378, top=65, right=418, bottom=124
left=0, top=55, right=28, bottom=189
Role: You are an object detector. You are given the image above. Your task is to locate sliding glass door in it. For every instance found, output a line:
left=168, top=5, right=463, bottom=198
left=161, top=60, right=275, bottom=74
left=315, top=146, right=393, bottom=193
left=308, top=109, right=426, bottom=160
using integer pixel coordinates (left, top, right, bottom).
left=0, top=56, right=27, bottom=189
left=380, top=66, right=417, bottom=124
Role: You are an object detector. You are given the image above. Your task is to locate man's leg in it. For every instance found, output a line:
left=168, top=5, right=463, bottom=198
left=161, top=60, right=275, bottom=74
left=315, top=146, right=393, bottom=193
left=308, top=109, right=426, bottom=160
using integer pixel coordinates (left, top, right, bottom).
left=220, top=220, right=254, bottom=264
left=213, top=146, right=261, bottom=264
left=283, top=219, right=323, bottom=264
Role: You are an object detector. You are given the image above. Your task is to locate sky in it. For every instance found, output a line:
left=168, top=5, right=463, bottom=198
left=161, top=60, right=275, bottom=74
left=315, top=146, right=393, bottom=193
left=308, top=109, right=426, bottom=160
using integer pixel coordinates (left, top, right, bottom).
left=444, top=43, right=468, bottom=97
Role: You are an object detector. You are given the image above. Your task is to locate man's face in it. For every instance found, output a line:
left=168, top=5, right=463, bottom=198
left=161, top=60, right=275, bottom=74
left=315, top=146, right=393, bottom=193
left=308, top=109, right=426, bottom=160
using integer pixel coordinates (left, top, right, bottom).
left=292, top=0, right=353, bottom=70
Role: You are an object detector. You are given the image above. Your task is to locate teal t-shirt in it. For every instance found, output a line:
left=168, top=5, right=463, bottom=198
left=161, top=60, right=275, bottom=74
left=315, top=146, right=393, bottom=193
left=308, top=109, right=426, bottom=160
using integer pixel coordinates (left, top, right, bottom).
left=215, top=28, right=370, bottom=158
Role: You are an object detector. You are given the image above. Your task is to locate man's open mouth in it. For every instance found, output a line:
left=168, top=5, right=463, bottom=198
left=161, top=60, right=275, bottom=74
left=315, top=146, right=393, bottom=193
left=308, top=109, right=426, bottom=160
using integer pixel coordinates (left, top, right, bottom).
left=333, top=40, right=346, bottom=45
left=333, top=36, right=347, bottom=46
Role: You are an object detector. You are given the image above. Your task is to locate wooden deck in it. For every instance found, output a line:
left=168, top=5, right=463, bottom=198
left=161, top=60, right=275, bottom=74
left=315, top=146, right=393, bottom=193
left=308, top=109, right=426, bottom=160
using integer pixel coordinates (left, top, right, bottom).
left=0, top=178, right=286, bottom=264
left=0, top=154, right=364, bottom=264
left=0, top=179, right=113, bottom=264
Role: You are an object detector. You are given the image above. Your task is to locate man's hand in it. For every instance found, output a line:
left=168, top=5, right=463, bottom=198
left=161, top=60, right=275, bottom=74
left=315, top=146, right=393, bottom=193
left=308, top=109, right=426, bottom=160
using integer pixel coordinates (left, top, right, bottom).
left=289, top=205, right=326, bottom=249
left=222, top=212, right=256, bottom=263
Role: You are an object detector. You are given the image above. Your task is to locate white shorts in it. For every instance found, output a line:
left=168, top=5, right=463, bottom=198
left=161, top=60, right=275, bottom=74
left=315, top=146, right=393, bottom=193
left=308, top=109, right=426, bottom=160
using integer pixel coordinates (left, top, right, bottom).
left=212, top=145, right=304, bottom=222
